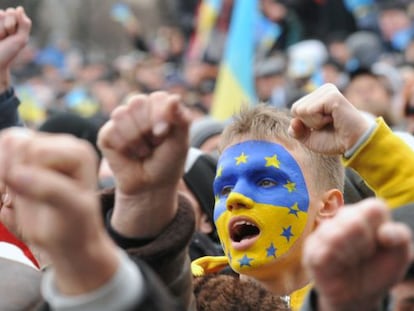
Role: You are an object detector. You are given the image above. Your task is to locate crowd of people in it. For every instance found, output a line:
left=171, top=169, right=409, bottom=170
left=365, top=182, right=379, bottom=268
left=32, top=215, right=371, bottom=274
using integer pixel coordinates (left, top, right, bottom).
left=0, top=1, right=414, bottom=311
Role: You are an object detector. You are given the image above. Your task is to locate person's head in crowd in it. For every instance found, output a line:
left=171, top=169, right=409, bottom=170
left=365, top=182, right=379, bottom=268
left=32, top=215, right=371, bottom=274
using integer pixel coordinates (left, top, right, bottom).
left=254, top=54, right=286, bottom=105
left=213, top=104, right=344, bottom=287
left=38, top=112, right=102, bottom=166
left=287, top=40, right=328, bottom=91
left=321, top=57, right=349, bottom=90
left=377, top=1, right=413, bottom=52
left=345, top=31, right=383, bottom=69
left=343, top=65, right=400, bottom=126
left=325, top=31, right=353, bottom=69
left=163, top=70, right=189, bottom=99
left=260, top=0, right=289, bottom=23
left=184, top=59, right=219, bottom=89
left=189, top=116, right=225, bottom=155
left=151, top=26, right=186, bottom=64
left=134, top=56, right=165, bottom=92
left=179, top=148, right=218, bottom=242
left=196, top=78, right=216, bottom=112
left=90, top=78, right=123, bottom=120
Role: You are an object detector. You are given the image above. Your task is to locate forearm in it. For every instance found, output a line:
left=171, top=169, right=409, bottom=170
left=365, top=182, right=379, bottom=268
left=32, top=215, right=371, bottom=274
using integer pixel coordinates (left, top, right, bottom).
left=111, top=186, right=179, bottom=239
left=104, top=193, right=196, bottom=309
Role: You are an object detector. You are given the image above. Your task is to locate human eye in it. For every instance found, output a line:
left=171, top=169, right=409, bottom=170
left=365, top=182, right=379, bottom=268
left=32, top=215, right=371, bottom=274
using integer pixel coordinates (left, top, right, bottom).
left=258, top=179, right=277, bottom=188
left=220, top=185, right=234, bottom=197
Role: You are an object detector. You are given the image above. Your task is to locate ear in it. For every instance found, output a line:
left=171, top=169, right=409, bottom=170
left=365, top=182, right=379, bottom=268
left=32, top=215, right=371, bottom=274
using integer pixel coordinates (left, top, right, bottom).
left=199, top=213, right=213, bottom=234
left=316, top=189, right=344, bottom=223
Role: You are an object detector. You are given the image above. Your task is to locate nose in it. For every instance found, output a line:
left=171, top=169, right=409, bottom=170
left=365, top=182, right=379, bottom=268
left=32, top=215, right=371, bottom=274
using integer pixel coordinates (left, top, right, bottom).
left=226, top=192, right=254, bottom=211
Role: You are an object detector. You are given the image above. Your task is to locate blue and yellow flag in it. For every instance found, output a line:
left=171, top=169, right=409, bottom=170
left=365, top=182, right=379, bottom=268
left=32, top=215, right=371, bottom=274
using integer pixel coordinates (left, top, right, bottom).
left=210, top=0, right=257, bottom=121
left=188, top=0, right=222, bottom=60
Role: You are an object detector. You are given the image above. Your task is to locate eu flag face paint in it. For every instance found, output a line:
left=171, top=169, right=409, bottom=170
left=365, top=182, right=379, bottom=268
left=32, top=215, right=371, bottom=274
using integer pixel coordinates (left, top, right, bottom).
left=214, top=140, right=309, bottom=273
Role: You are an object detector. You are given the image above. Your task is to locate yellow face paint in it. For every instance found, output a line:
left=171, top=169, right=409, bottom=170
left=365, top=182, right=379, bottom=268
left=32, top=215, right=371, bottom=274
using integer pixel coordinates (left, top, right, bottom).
left=214, top=141, right=309, bottom=274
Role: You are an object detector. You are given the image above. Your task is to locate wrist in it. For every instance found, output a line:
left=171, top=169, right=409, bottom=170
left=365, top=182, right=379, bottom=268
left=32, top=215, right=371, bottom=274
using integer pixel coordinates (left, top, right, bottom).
left=51, top=234, right=119, bottom=295
left=344, top=117, right=377, bottom=158
left=111, top=186, right=179, bottom=239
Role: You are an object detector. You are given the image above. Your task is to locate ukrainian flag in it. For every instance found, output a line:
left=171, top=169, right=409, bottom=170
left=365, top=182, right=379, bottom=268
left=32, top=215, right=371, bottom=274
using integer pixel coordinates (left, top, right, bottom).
left=188, top=0, right=222, bottom=60
left=211, top=0, right=258, bottom=121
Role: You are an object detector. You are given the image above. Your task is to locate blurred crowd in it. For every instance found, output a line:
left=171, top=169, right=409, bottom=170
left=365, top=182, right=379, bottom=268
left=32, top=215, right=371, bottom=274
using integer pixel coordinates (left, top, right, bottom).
left=7, top=0, right=414, bottom=136
left=1, top=1, right=414, bottom=311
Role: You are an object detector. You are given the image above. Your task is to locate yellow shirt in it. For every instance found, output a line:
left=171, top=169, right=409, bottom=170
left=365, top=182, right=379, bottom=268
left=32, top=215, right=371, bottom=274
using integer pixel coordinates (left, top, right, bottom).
left=343, top=118, right=414, bottom=208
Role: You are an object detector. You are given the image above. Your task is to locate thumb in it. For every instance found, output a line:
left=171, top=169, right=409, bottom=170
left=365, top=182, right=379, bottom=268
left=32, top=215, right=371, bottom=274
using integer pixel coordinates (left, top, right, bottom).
left=288, top=118, right=311, bottom=142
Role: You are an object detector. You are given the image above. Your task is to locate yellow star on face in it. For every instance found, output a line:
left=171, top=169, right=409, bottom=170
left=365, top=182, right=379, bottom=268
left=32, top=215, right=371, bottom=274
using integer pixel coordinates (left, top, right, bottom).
left=265, top=154, right=280, bottom=168
left=215, top=195, right=220, bottom=204
left=216, top=165, right=223, bottom=178
left=288, top=202, right=300, bottom=217
left=284, top=180, right=296, bottom=192
left=235, top=152, right=248, bottom=165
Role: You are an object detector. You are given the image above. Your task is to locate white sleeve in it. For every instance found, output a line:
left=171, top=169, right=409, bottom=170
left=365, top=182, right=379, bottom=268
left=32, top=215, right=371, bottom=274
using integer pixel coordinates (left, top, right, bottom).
left=42, top=250, right=144, bottom=311
left=343, top=117, right=377, bottom=159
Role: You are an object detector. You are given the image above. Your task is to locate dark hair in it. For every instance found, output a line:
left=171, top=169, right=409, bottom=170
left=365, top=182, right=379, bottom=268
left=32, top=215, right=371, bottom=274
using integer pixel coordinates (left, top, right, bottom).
left=194, top=273, right=290, bottom=311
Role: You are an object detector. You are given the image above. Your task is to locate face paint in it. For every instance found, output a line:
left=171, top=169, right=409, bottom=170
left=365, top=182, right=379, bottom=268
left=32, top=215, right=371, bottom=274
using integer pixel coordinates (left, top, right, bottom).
left=213, top=140, right=309, bottom=274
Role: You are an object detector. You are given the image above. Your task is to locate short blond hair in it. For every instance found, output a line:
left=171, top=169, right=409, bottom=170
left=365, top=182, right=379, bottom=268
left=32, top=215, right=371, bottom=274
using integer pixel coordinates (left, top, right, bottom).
left=219, top=104, right=344, bottom=192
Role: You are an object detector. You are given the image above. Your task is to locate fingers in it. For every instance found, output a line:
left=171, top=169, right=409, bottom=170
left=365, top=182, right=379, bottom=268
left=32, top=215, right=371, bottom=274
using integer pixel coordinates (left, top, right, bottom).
left=377, top=221, right=412, bottom=248
left=288, top=118, right=311, bottom=141
left=0, top=128, right=98, bottom=193
left=98, top=91, right=191, bottom=159
left=6, top=165, right=96, bottom=212
left=0, top=7, right=28, bottom=40
left=4, top=8, right=18, bottom=36
left=0, top=6, right=31, bottom=71
left=290, top=83, right=337, bottom=130
left=15, top=7, right=31, bottom=37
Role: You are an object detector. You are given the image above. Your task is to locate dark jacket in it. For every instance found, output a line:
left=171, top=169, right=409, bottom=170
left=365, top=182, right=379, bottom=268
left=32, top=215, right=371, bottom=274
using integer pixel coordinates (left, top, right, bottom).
left=0, top=87, right=23, bottom=128
left=299, top=289, right=391, bottom=311
left=37, top=258, right=186, bottom=311
left=101, top=189, right=196, bottom=310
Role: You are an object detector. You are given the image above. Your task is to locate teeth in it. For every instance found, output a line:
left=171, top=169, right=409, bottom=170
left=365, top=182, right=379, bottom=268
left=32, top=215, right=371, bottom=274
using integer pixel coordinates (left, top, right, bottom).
left=233, top=220, right=254, bottom=227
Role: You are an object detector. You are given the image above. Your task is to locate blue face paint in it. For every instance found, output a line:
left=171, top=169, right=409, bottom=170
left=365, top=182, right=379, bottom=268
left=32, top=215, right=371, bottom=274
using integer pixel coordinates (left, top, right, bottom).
left=213, top=140, right=310, bottom=273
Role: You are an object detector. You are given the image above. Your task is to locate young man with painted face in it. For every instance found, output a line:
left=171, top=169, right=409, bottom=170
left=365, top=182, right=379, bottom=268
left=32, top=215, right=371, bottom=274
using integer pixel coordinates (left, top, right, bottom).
left=192, top=83, right=414, bottom=310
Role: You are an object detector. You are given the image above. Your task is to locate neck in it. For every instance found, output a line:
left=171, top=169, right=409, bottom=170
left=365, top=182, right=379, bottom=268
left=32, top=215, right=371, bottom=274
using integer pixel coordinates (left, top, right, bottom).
left=242, top=251, right=309, bottom=296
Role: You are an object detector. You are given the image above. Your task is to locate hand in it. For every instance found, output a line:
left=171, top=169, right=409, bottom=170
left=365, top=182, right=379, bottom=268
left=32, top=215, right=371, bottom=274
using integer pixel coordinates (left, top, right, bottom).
left=303, top=198, right=412, bottom=311
left=289, top=83, right=372, bottom=155
left=98, top=91, right=191, bottom=238
left=0, top=128, right=119, bottom=294
left=0, top=7, right=31, bottom=91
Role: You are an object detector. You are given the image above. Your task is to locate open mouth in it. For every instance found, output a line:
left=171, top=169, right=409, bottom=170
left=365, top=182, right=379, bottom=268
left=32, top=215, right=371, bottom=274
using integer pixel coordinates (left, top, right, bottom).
left=229, top=217, right=260, bottom=250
